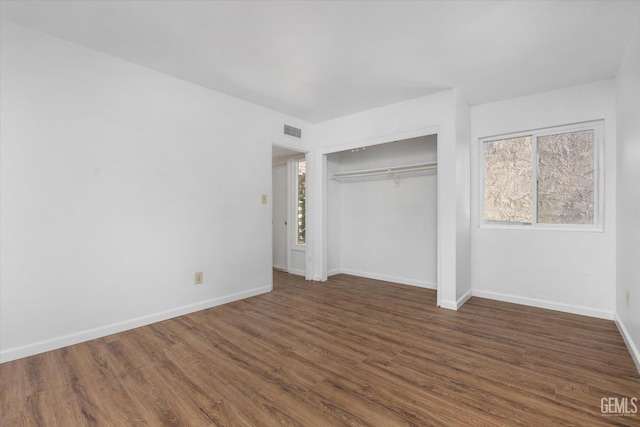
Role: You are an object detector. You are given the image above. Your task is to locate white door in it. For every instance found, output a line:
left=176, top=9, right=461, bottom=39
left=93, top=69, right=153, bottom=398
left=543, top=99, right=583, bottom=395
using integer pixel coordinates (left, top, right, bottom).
left=272, top=164, right=288, bottom=270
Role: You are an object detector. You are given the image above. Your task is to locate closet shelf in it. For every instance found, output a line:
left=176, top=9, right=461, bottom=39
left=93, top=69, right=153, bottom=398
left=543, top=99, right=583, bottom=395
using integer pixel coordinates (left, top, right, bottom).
left=331, top=162, right=437, bottom=183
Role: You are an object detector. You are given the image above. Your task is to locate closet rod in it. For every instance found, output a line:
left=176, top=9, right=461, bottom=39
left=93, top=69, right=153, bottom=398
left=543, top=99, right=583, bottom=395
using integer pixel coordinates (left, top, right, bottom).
left=331, top=162, right=436, bottom=181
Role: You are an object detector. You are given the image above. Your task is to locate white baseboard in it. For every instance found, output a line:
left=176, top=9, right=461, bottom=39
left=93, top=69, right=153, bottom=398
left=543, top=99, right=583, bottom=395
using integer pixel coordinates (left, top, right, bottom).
left=438, top=290, right=472, bottom=311
left=472, top=290, right=615, bottom=320
left=0, top=285, right=272, bottom=364
left=328, top=268, right=341, bottom=277
left=338, top=268, right=436, bottom=290
left=287, top=268, right=306, bottom=277
left=438, top=299, right=458, bottom=310
left=614, top=313, right=640, bottom=374
left=457, top=290, right=472, bottom=308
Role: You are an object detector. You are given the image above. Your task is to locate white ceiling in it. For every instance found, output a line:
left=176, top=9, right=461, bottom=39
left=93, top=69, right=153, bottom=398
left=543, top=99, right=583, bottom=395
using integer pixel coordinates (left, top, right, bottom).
left=1, top=1, right=638, bottom=123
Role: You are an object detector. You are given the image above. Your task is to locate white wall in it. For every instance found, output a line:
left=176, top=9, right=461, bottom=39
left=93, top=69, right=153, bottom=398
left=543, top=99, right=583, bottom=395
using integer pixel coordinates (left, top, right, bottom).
left=454, top=93, right=472, bottom=302
left=312, top=91, right=468, bottom=309
left=470, top=80, right=617, bottom=319
left=615, top=13, right=640, bottom=371
left=326, top=156, right=342, bottom=275
left=327, top=137, right=437, bottom=288
left=0, top=21, right=310, bottom=362
left=271, top=163, right=287, bottom=271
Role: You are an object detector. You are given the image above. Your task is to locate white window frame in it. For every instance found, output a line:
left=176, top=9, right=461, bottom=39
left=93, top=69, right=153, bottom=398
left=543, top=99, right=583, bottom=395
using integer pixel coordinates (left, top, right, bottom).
left=290, top=155, right=306, bottom=250
left=479, top=120, right=604, bottom=231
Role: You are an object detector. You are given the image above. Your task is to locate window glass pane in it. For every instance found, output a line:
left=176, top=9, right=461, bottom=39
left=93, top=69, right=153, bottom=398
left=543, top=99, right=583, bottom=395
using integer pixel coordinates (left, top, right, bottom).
left=297, top=160, right=306, bottom=245
left=484, top=136, right=533, bottom=223
left=537, top=130, right=594, bottom=224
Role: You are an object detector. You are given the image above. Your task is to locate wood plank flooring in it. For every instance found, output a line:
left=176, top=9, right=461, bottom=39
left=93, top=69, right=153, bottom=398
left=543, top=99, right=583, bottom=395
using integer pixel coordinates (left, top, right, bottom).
left=2, top=271, right=639, bottom=426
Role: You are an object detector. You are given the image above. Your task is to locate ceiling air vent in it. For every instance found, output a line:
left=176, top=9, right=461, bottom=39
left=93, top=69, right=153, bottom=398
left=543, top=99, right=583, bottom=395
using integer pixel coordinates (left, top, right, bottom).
left=284, top=124, right=302, bottom=139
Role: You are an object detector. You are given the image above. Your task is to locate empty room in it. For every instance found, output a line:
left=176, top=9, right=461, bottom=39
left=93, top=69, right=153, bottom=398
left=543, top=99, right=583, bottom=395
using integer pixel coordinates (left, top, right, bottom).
left=1, top=1, right=639, bottom=425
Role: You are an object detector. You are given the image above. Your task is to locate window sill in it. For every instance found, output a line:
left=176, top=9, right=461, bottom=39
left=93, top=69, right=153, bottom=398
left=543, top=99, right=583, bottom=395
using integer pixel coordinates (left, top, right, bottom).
left=479, top=223, right=604, bottom=233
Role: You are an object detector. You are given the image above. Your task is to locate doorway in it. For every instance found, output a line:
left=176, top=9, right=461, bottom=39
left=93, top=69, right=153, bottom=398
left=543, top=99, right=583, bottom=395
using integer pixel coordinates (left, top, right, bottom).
left=272, top=145, right=307, bottom=276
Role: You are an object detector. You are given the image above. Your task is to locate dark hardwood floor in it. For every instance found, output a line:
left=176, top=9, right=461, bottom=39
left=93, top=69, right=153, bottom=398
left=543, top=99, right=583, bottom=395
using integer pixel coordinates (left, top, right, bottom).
left=2, top=271, right=639, bottom=426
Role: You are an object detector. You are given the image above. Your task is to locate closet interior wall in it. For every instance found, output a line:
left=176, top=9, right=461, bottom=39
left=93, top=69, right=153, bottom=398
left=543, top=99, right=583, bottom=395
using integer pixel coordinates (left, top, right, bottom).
left=327, top=135, right=438, bottom=288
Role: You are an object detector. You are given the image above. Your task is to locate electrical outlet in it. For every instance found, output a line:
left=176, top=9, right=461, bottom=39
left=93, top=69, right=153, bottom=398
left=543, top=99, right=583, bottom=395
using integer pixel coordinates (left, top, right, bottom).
left=261, top=194, right=267, bottom=205
left=195, top=272, right=203, bottom=285
left=626, top=290, right=631, bottom=308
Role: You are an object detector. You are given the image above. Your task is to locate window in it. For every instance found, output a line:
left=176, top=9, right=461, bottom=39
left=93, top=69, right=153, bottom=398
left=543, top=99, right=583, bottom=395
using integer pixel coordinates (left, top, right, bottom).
left=480, top=121, right=603, bottom=229
left=296, top=159, right=306, bottom=245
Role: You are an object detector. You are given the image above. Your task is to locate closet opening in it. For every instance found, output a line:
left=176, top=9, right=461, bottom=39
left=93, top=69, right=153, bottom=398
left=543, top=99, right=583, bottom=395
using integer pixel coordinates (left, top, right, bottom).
left=326, top=135, right=438, bottom=292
